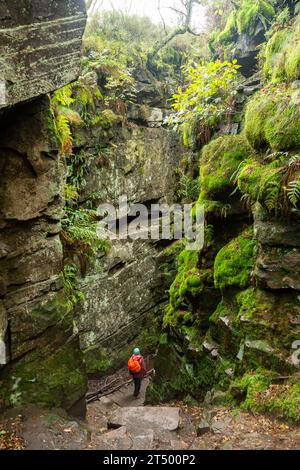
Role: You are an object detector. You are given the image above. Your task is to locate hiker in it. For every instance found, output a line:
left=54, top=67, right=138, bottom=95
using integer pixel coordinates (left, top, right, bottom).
left=128, top=347, right=146, bottom=398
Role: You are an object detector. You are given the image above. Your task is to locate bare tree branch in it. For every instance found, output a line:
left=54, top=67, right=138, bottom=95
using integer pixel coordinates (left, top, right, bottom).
left=125, top=0, right=133, bottom=15
left=147, top=0, right=203, bottom=68
left=158, top=0, right=168, bottom=35
left=88, top=0, right=104, bottom=14
left=109, top=0, right=116, bottom=11
left=168, top=6, right=185, bottom=17
left=85, top=0, right=93, bottom=10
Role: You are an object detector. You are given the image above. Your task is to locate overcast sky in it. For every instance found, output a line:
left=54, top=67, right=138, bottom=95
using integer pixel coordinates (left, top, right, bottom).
left=89, top=0, right=207, bottom=31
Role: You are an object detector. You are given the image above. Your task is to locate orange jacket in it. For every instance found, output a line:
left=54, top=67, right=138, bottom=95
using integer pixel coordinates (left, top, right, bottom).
left=130, top=354, right=146, bottom=378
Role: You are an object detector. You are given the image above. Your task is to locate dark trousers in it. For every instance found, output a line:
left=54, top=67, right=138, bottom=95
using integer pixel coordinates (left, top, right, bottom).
left=133, top=377, right=142, bottom=397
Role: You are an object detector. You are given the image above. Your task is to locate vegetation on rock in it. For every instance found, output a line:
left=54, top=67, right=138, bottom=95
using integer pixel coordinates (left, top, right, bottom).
left=151, top=2, right=300, bottom=424
left=170, top=59, right=240, bottom=147
left=199, top=134, right=252, bottom=199
left=210, top=0, right=276, bottom=53
left=263, top=13, right=300, bottom=82
left=244, top=85, right=300, bottom=151
left=164, top=248, right=202, bottom=326
left=214, top=230, right=257, bottom=289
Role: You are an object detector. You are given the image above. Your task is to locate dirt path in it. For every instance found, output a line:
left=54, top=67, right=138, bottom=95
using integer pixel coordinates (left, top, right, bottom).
left=104, top=378, right=150, bottom=407
left=1, top=367, right=300, bottom=450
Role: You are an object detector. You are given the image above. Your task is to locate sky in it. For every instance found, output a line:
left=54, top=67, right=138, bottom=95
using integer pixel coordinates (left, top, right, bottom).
left=89, top=0, right=207, bottom=31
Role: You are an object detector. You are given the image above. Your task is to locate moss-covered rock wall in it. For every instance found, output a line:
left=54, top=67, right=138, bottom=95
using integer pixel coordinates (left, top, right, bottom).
left=149, top=7, right=300, bottom=423
left=0, top=1, right=87, bottom=414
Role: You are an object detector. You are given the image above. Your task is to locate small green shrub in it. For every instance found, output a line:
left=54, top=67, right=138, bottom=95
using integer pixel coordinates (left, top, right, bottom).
left=170, top=59, right=240, bottom=145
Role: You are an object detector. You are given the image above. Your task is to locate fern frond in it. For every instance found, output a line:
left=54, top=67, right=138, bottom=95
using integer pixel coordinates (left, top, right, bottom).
left=205, top=224, right=214, bottom=246
left=264, top=180, right=281, bottom=211
left=240, top=193, right=252, bottom=208
left=230, top=160, right=247, bottom=183
left=52, top=84, right=74, bottom=107
left=287, top=179, right=300, bottom=208
left=221, top=204, right=231, bottom=218
left=57, top=107, right=82, bottom=125
left=288, top=154, right=300, bottom=167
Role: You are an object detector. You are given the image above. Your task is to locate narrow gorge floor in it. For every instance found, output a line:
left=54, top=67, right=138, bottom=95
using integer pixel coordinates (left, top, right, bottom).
left=1, top=367, right=300, bottom=450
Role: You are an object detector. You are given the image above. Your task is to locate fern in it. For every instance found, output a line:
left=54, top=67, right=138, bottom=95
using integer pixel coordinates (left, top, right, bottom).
left=221, top=204, right=232, bottom=218
left=287, top=179, right=300, bottom=207
left=50, top=86, right=82, bottom=156
left=263, top=179, right=281, bottom=211
left=230, top=160, right=250, bottom=183
left=62, top=205, right=110, bottom=258
left=205, top=224, right=214, bottom=246
left=240, top=193, right=252, bottom=208
left=65, top=184, right=79, bottom=203
left=60, top=264, right=86, bottom=312
left=54, top=113, right=73, bottom=156
left=287, top=154, right=300, bottom=167
left=51, top=84, right=74, bottom=107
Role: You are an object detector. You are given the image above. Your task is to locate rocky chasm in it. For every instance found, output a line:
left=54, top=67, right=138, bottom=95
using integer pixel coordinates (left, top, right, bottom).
left=1, top=0, right=300, bottom=429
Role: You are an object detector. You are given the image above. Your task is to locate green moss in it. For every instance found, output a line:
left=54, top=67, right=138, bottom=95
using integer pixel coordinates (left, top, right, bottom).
left=163, top=249, right=201, bottom=326
left=244, top=90, right=277, bottom=150
left=264, top=29, right=290, bottom=82
left=245, top=85, right=300, bottom=151
left=236, top=0, right=275, bottom=34
left=236, top=287, right=257, bottom=318
left=214, top=230, right=257, bottom=289
left=264, top=15, right=300, bottom=82
left=235, top=288, right=300, bottom=350
left=200, top=134, right=251, bottom=199
left=230, top=370, right=270, bottom=408
left=84, top=348, right=112, bottom=375
left=0, top=341, right=86, bottom=411
left=218, top=11, right=237, bottom=45
left=237, top=159, right=283, bottom=212
left=209, top=298, right=233, bottom=324
left=209, top=298, right=241, bottom=357
left=231, top=372, right=300, bottom=422
left=256, top=379, right=300, bottom=421
left=147, top=351, right=232, bottom=404
left=213, top=0, right=276, bottom=49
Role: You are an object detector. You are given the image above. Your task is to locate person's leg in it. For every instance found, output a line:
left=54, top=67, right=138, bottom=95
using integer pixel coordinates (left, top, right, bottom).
left=136, top=378, right=141, bottom=396
left=134, top=378, right=141, bottom=397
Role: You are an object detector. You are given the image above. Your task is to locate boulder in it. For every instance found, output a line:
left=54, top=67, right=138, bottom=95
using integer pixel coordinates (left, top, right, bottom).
left=0, top=0, right=86, bottom=109
left=254, top=246, right=300, bottom=290
left=96, top=426, right=155, bottom=451
left=232, top=23, right=266, bottom=77
left=108, top=406, right=180, bottom=432
left=197, top=420, right=211, bottom=436
left=0, top=1, right=87, bottom=413
left=254, top=209, right=300, bottom=247
left=96, top=426, right=132, bottom=450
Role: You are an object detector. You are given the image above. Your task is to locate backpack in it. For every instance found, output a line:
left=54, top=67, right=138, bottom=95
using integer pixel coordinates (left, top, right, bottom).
left=128, top=355, right=141, bottom=374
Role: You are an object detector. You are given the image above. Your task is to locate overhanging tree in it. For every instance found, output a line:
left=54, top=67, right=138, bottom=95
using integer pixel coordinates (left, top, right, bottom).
left=147, top=0, right=205, bottom=68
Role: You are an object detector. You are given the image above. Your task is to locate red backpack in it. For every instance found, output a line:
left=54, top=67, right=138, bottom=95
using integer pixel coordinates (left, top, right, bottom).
left=128, top=355, right=141, bottom=374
